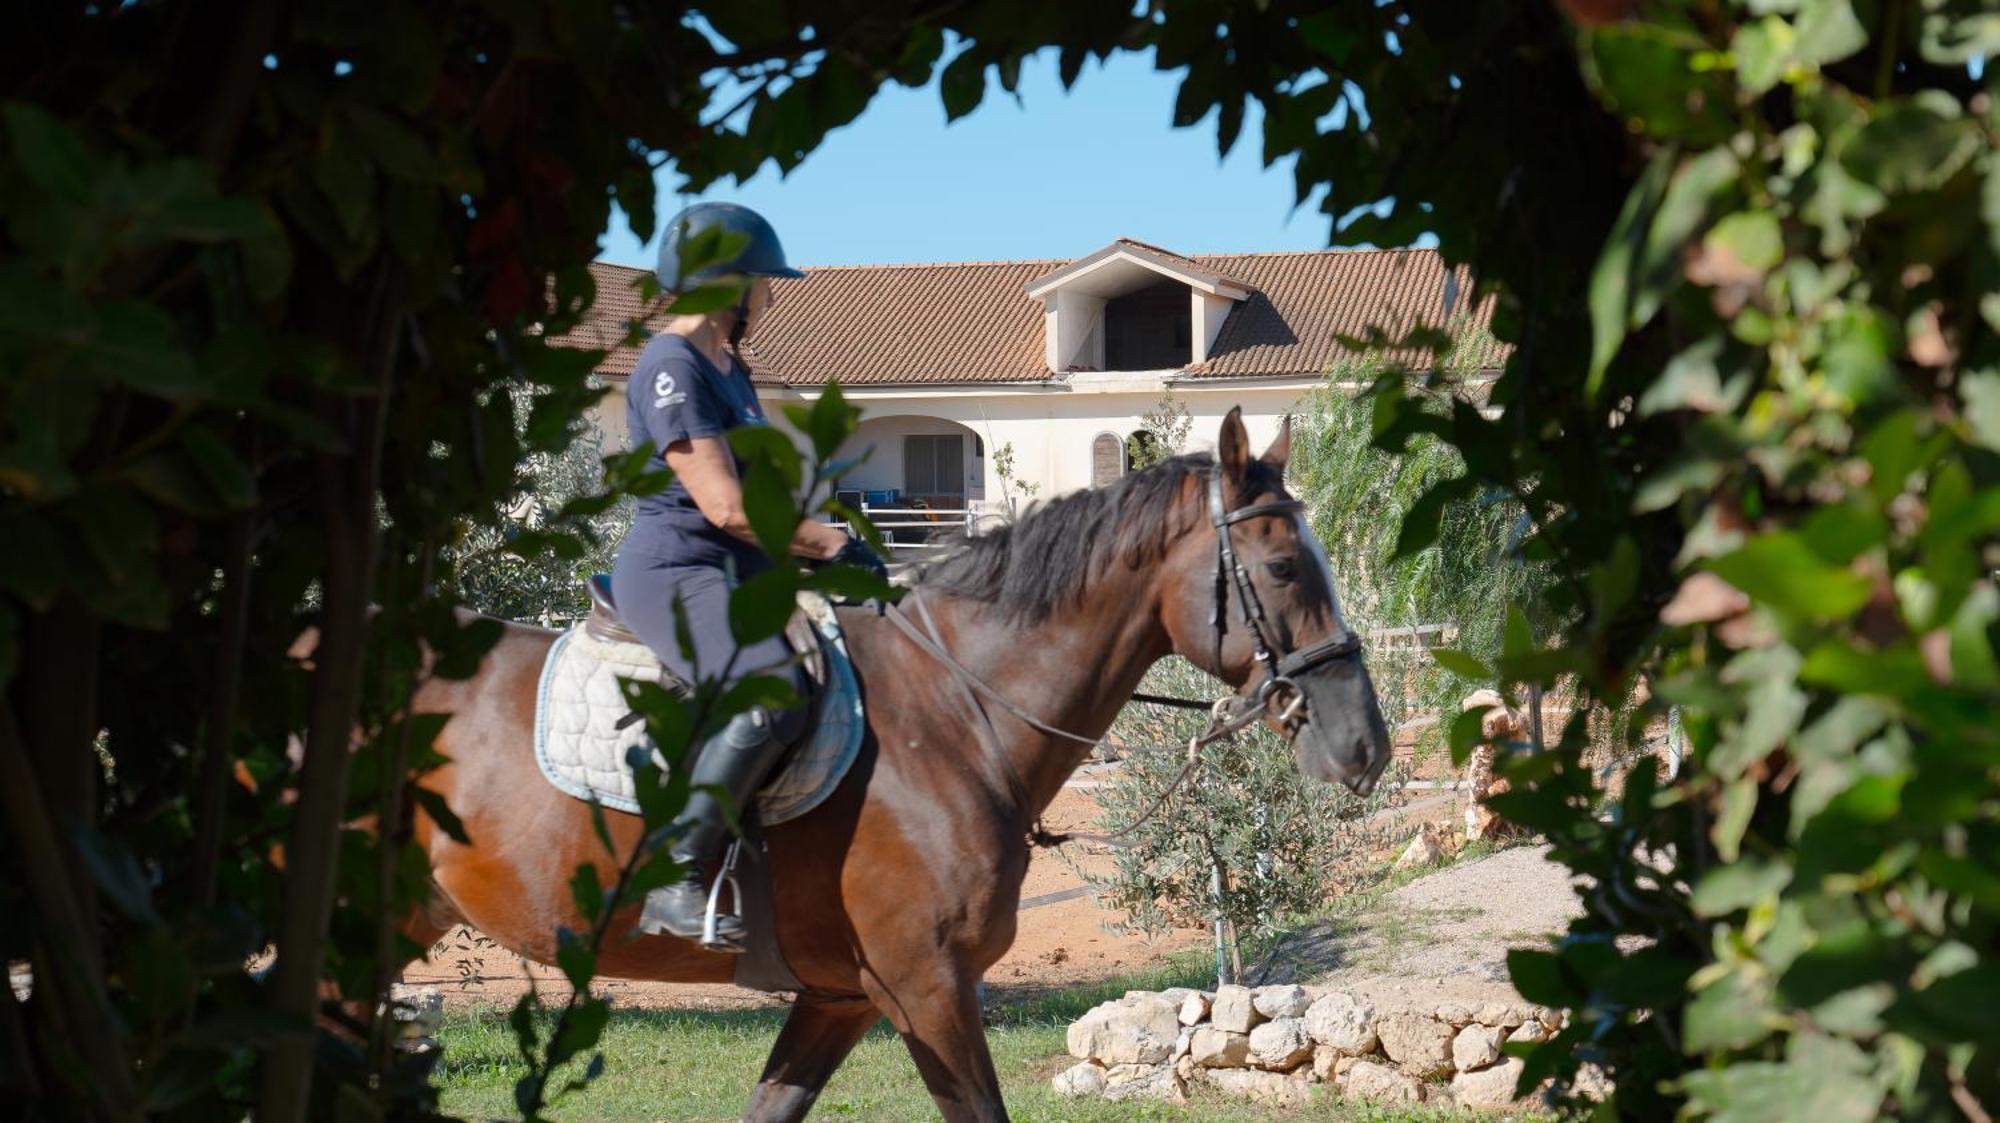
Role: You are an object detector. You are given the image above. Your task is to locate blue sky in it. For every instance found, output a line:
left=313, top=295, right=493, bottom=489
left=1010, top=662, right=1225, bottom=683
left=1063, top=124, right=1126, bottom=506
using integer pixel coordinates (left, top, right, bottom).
left=598, top=50, right=1392, bottom=270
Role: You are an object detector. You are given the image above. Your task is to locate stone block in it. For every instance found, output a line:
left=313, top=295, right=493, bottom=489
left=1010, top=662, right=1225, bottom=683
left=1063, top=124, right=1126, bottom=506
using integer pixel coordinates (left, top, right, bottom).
left=1210, top=984, right=1264, bottom=1034
left=1252, top=983, right=1312, bottom=1019
left=1340, top=1059, right=1424, bottom=1104
left=1248, top=1017, right=1313, bottom=1071
left=1066, top=993, right=1181, bottom=1066
left=1508, top=1020, right=1550, bottom=1046
left=1451, top=1057, right=1531, bottom=1110
left=1453, top=1023, right=1507, bottom=1072
left=1377, top=1012, right=1455, bottom=1079
left=1177, top=991, right=1211, bottom=1027
left=1189, top=1026, right=1251, bottom=1068
left=1476, top=1001, right=1527, bottom=1028
left=1303, top=991, right=1378, bottom=1055
left=1051, top=1061, right=1106, bottom=1098
left=1206, top=1068, right=1313, bottom=1108
left=1104, top=1062, right=1187, bottom=1104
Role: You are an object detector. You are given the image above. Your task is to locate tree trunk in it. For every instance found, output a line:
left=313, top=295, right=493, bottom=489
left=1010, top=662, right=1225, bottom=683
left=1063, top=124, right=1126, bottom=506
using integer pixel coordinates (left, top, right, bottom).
left=0, top=698, right=136, bottom=1118
left=256, top=266, right=402, bottom=1122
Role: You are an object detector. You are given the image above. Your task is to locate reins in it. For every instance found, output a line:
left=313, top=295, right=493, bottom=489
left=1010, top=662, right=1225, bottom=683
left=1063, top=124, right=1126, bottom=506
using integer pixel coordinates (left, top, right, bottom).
left=884, top=466, right=1366, bottom=846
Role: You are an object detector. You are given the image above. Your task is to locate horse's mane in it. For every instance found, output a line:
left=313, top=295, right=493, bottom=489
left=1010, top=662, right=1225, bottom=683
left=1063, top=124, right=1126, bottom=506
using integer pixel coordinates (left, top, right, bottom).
left=913, top=451, right=1279, bottom=625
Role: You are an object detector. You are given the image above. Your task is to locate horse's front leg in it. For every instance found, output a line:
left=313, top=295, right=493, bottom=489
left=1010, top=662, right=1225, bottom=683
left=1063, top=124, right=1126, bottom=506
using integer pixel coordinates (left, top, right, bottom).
left=742, top=996, right=882, bottom=1123
left=861, top=959, right=1007, bottom=1123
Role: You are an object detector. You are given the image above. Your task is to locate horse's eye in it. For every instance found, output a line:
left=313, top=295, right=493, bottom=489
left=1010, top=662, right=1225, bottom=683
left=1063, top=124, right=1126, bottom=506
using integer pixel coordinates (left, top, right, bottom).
left=1265, top=557, right=1298, bottom=583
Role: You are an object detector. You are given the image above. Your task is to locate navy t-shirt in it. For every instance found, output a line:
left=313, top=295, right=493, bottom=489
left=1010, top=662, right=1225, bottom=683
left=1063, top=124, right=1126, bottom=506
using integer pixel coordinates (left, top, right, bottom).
left=620, top=334, right=772, bottom=574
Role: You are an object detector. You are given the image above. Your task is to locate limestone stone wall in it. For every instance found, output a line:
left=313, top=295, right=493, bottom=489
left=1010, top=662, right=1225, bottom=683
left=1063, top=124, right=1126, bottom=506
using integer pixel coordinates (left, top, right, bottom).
left=1053, top=984, right=1607, bottom=1112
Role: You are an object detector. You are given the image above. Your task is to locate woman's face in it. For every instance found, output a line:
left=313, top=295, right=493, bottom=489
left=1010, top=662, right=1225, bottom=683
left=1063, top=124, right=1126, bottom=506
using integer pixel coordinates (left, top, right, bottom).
left=739, top=277, right=775, bottom=340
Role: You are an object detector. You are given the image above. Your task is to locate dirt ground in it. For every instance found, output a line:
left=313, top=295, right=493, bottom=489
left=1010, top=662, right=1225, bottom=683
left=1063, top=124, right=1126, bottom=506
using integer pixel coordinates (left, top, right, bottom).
left=406, top=757, right=1589, bottom=1014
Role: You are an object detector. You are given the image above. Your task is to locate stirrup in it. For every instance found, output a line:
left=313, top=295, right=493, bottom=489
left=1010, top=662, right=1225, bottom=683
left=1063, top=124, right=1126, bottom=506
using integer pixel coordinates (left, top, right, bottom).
left=700, top=838, right=747, bottom=953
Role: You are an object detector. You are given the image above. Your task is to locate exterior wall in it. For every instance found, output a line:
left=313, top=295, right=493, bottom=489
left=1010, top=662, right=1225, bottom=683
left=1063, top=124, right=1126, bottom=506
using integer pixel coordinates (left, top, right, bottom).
left=768, top=376, right=1317, bottom=513
left=582, top=372, right=1319, bottom=512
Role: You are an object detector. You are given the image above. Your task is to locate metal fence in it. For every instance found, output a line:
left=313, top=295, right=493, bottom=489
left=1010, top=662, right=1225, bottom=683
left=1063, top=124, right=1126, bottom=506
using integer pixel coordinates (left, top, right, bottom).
left=827, top=503, right=984, bottom=562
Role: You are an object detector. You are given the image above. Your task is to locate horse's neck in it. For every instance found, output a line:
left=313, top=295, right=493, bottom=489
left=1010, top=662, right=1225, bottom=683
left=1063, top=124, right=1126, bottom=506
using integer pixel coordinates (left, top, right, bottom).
left=914, top=572, right=1171, bottom=820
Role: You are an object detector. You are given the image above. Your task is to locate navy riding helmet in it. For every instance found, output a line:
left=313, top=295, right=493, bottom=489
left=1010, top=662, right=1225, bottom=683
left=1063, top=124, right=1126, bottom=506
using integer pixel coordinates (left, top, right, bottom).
left=656, top=201, right=804, bottom=292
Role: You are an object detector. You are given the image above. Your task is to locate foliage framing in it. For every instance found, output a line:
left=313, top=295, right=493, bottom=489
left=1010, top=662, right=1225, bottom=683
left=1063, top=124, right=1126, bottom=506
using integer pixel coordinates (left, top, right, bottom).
left=0, top=3, right=1132, bottom=1119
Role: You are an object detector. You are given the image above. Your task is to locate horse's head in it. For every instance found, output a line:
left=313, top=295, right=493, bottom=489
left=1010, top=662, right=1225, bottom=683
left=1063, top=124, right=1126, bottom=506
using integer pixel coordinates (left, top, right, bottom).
left=1162, top=409, right=1392, bottom=795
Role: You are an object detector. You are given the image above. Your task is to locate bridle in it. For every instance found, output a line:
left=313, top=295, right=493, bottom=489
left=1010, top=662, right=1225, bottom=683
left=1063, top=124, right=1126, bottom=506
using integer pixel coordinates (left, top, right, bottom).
left=882, top=466, right=1367, bottom=843
left=1204, top=468, right=1363, bottom=731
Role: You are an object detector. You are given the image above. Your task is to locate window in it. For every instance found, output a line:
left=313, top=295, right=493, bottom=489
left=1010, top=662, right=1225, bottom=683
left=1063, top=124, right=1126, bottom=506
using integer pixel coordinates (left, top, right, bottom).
left=1091, top=433, right=1124, bottom=487
left=903, top=434, right=965, bottom=497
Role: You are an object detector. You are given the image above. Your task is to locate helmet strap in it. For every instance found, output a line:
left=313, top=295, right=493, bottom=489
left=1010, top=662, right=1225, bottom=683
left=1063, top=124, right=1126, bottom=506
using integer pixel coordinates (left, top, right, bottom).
left=727, top=293, right=751, bottom=366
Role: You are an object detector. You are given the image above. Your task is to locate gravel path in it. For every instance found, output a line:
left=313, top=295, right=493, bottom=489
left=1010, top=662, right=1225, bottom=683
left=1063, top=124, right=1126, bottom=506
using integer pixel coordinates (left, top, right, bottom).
left=1269, top=844, right=1585, bottom=1012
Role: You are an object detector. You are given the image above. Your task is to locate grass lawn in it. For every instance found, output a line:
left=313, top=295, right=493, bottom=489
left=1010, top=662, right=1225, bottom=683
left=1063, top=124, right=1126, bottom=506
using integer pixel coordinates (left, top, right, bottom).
left=434, top=966, right=1463, bottom=1122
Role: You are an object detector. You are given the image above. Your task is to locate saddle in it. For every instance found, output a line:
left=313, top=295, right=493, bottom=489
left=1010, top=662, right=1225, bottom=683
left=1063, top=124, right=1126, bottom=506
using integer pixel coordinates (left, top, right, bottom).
left=536, top=576, right=869, bottom=993
left=584, top=573, right=827, bottom=706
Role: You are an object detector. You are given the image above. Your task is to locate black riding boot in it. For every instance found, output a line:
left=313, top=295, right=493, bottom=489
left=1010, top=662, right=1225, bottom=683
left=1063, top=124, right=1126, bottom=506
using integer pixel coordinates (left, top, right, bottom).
left=638, top=706, right=794, bottom=949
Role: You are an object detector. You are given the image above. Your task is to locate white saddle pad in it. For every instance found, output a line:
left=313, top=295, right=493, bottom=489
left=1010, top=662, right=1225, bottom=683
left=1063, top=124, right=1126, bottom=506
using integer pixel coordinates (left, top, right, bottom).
left=532, top=593, right=865, bottom=825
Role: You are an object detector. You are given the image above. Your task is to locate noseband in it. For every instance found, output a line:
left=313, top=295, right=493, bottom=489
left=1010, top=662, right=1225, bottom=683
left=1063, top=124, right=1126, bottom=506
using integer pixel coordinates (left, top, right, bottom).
left=1207, top=469, right=1362, bottom=728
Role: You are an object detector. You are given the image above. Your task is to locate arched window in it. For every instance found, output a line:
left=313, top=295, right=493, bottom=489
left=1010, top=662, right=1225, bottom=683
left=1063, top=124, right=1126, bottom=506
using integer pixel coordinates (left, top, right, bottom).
left=1125, top=430, right=1160, bottom=471
left=1090, top=433, right=1124, bottom=488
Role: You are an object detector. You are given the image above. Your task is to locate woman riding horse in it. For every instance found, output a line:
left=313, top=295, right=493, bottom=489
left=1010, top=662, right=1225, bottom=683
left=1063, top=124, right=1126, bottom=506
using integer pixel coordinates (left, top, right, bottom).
left=611, top=201, right=887, bottom=947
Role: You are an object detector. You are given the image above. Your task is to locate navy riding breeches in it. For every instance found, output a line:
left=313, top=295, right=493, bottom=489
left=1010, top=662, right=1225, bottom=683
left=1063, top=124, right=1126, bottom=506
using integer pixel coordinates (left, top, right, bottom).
left=609, top=552, right=810, bottom=740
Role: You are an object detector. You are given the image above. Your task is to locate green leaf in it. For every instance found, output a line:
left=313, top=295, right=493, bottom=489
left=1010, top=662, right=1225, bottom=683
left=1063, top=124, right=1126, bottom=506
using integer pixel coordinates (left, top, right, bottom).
left=1793, top=0, right=1869, bottom=66
left=800, top=562, right=898, bottom=604
left=1447, top=706, right=1491, bottom=767
left=1588, top=150, right=1673, bottom=397
left=554, top=928, right=596, bottom=992
left=1734, top=16, right=1795, bottom=96
left=1960, top=370, right=2000, bottom=452
left=1590, top=535, right=1640, bottom=622
left=82, top=302, right=201, bottom=398
left=1708, top=532, right=1871, bottom=621
left=569, top=863, right=604, bottom=924
left=3, top=102, right=95, bottom=198
left=939, top=50, right=986, bottom=120
left=345, top=106, right=437, bottom=182
left=1429, top=648, right=1490, bottom=679
left=1692, top=858, right=1792, bottom=916
left=1713, top=777, right=1758, bottom=862
left=1586, top=24, right=1734, bottom=143
left=1392, top=475, right=1474, bottom=558
left=665, top=282, right=745, bottom=315
left=1506, top=948, right=1582, bottom=1006
left=1683, top=966, right=1778, bottom=1052
left=552, top=997, right=610, bottom=1065
left=727, top=425, right=804, bottom=490
left=727, top=565, right=798, bottom=645
left=1842, top=95, right=1981, bottom=195
left=1820, top=304, right=1898, bottom=406
left=411, top=786, right=471, bottom=845
left=74, top=824, right=158, bottom=925
left=738, top=455, right=798, bottom=562
left=1706, top=211, right=1784, bottom=274
left=807, top=381, right=858, bottom=462
left=1681, top=1032, right=1885, bottom=1122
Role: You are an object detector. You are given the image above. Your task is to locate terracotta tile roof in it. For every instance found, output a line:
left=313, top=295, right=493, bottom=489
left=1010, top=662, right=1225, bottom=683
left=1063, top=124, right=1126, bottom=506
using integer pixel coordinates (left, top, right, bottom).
left=556, top=245, right=1504, bottom=387
left=1184, top=249, right=1505, bottom=377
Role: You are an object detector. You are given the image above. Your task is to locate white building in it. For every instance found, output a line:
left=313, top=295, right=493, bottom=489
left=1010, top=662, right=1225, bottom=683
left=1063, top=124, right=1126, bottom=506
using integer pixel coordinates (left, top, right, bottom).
left=561, top=239, right=1499, bottom=524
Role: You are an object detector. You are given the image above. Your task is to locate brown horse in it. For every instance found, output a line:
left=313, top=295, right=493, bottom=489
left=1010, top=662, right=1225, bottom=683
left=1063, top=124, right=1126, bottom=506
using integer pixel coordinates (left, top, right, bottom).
left=404, top=409, right=1391, bottom=1121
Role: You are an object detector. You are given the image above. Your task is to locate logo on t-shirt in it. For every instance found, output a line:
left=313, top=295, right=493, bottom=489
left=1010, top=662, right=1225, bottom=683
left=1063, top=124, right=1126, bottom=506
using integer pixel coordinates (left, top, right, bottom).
left=652, top=371, right=686, bottom=409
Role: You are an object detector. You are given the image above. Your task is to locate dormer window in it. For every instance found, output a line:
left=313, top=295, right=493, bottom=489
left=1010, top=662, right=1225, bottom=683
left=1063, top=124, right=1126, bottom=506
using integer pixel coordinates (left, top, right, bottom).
left=1104, top=280, right=1192, bottom=370
left=1026, top=239, right=1252, bottom=374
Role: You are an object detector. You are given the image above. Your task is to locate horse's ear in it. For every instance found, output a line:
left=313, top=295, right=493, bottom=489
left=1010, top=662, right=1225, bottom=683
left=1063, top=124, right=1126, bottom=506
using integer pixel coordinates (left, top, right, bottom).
left=1261, top=415, right=1292, bottom=473
left=1218, top=406, right=1250, bottom=483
